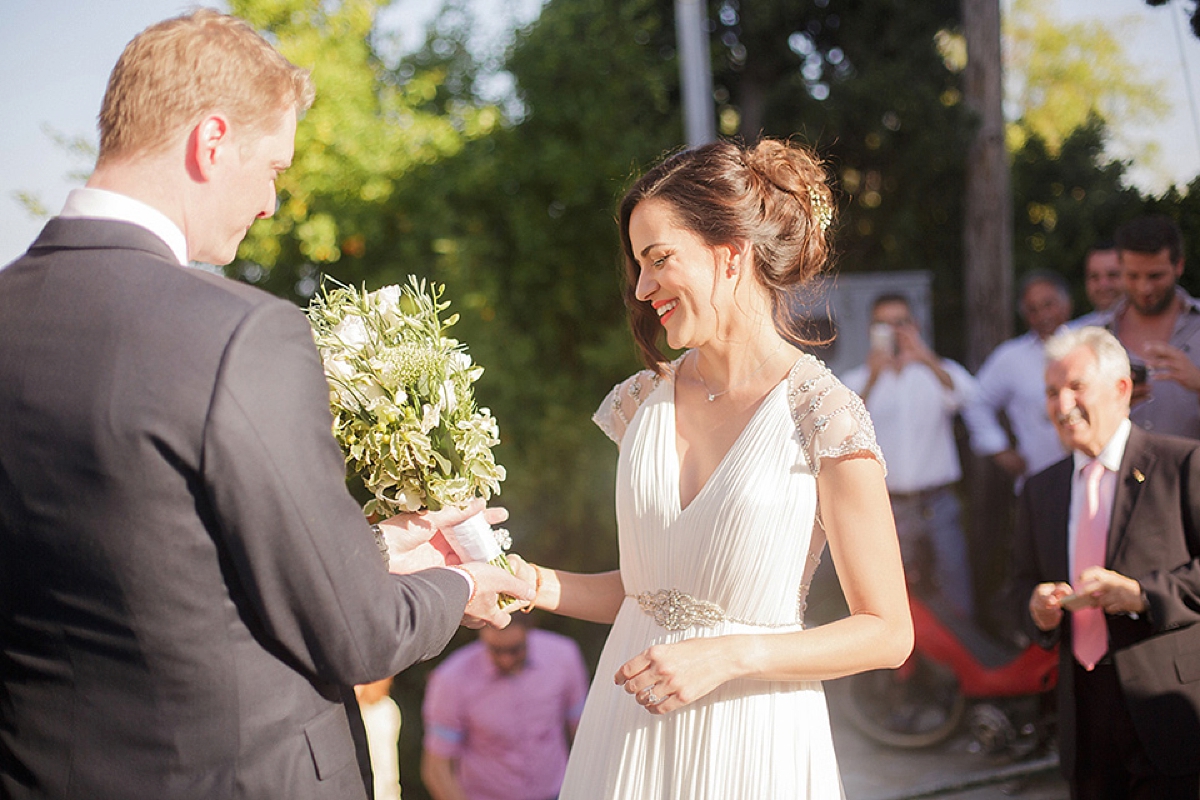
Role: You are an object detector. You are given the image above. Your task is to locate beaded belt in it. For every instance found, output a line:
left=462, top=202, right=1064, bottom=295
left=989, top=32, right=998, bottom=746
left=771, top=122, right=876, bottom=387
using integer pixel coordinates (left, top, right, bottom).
left=632, top=588, right=799, bottom=631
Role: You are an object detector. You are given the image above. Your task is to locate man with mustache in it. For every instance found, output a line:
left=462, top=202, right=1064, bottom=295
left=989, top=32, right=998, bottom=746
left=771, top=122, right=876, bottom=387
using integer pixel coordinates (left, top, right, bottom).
left=1011, top=325, right=1200, bottom=799
left=1108, top=215, right=1200, bottom=439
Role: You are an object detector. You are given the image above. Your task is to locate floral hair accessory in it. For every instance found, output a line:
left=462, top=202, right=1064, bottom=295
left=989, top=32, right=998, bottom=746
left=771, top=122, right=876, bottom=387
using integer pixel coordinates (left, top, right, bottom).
left=808, top=186, right=833, bottom=233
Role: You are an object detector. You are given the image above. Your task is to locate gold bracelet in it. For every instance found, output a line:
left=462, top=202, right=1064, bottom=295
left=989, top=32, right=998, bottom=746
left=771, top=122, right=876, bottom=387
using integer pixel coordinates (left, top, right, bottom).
left=521, top=563, right=543, bottom=614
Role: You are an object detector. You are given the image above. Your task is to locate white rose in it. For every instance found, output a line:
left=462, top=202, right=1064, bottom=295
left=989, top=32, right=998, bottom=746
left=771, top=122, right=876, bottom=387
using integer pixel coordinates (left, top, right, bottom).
left=332, top=315, right=369, bottom=352
left=324, top=353, right=355, bottom=383
left=421, top=403, right=441, bottom=432
left=359, top=380, right=387, bottom=409
left=373, top=285, right=403, bottom=323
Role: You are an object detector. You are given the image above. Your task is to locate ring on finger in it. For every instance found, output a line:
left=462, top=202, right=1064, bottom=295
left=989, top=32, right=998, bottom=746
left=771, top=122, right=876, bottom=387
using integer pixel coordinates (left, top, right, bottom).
left=644, top=688, right=659, bottom=706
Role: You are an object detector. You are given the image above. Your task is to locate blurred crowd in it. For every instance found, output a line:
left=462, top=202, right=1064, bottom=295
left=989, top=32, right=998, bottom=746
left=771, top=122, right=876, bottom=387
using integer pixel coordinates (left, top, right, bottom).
left=834, top=214, right=1195, bottom=638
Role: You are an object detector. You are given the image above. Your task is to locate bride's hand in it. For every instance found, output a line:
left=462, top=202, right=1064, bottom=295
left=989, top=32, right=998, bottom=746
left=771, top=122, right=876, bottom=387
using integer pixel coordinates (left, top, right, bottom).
left=502, top=554, right=540, bottom=613
left=614, top=637, right=741, bottom=715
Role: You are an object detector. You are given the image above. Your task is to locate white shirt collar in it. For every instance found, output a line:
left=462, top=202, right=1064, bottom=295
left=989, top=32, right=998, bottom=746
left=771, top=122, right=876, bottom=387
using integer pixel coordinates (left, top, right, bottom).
left=59, top=188, right=189, bottom=266
left=1072, top=418, right=1133, bottom=474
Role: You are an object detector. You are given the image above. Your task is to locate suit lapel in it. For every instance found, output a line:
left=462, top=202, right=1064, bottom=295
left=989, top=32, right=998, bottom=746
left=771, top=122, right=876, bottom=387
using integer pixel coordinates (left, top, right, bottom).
left=1046, top=459, right=1075, bottom=578
left=1108, top=426, right=1153, bottom=566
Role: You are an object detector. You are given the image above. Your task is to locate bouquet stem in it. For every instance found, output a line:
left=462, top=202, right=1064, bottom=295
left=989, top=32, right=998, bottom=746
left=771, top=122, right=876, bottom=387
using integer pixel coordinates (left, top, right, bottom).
left=445, top=513, right=519, bottom=609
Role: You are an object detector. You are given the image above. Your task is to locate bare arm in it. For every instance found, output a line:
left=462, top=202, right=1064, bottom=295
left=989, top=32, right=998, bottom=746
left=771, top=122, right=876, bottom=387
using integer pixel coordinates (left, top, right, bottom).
left=421, top=751, right=468, bottom=800
left=614, top=455, right=913, bottom=714
left=896, top=323, right=954, bottom=391
left=508, top=557, right=625, bottom=624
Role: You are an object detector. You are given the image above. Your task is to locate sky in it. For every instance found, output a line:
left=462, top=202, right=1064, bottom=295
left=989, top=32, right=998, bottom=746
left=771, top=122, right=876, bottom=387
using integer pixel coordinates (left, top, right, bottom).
left=2, top=0, right=1198, bottom=266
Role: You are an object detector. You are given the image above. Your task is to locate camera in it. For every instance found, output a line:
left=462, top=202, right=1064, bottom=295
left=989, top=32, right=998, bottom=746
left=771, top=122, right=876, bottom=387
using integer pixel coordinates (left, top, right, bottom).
left=869, top=323, right=896, bottom=355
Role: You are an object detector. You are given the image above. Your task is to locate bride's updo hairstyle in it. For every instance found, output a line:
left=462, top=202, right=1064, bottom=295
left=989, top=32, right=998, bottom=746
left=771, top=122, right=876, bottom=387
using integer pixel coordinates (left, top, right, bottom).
left=618, top=137, right=835, bottom=372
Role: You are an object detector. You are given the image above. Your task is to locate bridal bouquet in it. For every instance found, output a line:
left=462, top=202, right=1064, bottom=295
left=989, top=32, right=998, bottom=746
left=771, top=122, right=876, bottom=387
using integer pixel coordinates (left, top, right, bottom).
left=307, top=276, right=513, bottom=576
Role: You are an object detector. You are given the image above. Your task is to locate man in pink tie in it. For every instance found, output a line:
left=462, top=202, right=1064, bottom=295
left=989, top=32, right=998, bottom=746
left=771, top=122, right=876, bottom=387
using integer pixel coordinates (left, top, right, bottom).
left=1011, top=325, right=1200, bottom=799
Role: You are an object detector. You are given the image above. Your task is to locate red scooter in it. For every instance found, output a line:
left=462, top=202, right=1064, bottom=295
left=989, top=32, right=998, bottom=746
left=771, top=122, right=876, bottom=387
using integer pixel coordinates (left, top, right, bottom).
left=833, top=591, right=1058, bottom=754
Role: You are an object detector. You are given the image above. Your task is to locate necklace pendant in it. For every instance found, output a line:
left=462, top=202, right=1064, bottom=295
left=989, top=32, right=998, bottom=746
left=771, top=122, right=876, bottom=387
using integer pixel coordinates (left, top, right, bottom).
left=706, top=392, right=718, bottom=402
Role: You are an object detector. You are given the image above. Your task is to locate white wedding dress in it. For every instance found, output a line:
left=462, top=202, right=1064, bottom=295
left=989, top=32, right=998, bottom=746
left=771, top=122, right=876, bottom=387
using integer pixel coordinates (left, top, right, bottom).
left=558, top=353, right=883, bottom=800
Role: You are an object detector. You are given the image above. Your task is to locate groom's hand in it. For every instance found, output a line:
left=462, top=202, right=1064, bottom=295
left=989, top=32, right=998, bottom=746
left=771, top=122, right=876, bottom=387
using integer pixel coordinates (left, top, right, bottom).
left=377, top=500, right=510, bottom=573
left=455, top=563, right=536, bottom=629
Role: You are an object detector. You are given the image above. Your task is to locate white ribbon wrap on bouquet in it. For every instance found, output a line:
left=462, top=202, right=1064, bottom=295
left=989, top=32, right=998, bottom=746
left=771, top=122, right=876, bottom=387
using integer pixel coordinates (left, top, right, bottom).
left=443, top=512, right=503, bottom=563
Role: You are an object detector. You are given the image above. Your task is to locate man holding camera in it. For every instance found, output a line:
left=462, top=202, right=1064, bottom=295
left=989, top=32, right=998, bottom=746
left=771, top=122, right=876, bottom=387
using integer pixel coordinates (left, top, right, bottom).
left=842, top=293, right=983, bottom=620
left=1106, top=215, right=1200, bottom=440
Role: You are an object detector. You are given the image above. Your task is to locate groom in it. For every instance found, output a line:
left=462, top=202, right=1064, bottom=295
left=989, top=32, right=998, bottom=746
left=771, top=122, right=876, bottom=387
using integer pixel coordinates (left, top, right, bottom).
left=0, top=10, right=530, bottom=800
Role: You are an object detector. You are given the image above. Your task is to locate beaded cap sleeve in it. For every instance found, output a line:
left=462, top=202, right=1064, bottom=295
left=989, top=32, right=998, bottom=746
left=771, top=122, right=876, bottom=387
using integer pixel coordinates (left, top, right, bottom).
left=788, top=353, right=885, bottom=476
left=592, top=362, right=675, bottom=445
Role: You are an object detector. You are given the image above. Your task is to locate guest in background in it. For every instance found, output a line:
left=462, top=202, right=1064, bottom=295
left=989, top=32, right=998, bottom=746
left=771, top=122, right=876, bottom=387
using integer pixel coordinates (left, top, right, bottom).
left=964, top=270, right=1073, bottom=632
left=421, top=616, right=589, bottom=800
left=1107, top=215, right=1200, bottom=439
left=967, top=269, right=1073, bottom=488
left=842, top=293, right=984, bottom=621
left=357, top=677, right=402, bottom=800
left=1071, top=241, right=1121, bottom=328
left=1011, top=326, right=1200, bottom=798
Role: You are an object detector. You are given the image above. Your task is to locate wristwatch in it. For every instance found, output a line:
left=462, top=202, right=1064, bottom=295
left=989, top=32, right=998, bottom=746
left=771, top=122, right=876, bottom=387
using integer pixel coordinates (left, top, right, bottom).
left=371, top=524, right=389, bottom=566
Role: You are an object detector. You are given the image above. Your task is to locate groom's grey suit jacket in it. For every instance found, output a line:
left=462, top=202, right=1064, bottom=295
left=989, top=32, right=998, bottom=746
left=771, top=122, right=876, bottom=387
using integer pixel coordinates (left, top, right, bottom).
left=0, top=219, right=466, bottom=799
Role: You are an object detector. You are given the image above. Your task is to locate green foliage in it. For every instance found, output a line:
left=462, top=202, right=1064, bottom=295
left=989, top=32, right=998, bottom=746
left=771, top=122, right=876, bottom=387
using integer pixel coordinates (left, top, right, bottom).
left=1010, top=117, right=1144, bottom=311
left=226, top=0, right=499, bottom=295
left=711, top=0, right=974, bottom=361
left=1005, top=0, right=1167, bottom=157
left=1010, top=116, right=1200, bottom=316
left=1144, top=0, right=1200, bottom=38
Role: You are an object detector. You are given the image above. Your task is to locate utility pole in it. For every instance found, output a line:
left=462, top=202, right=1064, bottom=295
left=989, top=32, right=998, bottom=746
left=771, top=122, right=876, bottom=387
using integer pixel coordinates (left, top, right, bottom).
left=962, top=0, right=1012, bottom=370
left=675, top=0, right=716, bottom=147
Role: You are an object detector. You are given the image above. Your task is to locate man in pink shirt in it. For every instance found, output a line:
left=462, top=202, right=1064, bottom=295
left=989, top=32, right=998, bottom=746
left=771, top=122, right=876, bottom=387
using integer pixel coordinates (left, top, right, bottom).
left=421, top=616, right=589, bottom=800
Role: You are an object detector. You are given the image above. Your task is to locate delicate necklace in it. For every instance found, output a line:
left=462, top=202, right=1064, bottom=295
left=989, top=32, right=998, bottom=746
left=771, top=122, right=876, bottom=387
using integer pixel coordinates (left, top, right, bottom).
left=692, top=340, right=786, bottom=402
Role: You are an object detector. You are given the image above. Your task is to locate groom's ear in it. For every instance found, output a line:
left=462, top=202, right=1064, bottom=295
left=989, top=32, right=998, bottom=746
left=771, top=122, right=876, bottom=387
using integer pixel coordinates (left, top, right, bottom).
left=188, top=114, right=231, bottom=182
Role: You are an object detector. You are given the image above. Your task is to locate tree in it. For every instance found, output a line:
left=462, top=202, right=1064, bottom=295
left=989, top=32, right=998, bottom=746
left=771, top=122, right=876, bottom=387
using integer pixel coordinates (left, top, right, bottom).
left=225, top=0, right=500, bottom=298
left=710, top=0, right=977, bottom=361
left=962, top=0, right=1014, bottom=368
left=1004, top=0, right=1168, bottom=157
left=1010, top=116, right=1144, bottom=306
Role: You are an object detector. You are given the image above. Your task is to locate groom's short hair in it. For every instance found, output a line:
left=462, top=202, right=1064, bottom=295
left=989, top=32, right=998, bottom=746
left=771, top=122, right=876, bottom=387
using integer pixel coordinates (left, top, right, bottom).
left=97, top=8, right=314, bottom=165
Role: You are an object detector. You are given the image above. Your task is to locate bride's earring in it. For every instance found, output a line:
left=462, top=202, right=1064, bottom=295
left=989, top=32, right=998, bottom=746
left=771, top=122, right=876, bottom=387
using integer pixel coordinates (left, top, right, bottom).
left=726, top=245, right=744, bottom=278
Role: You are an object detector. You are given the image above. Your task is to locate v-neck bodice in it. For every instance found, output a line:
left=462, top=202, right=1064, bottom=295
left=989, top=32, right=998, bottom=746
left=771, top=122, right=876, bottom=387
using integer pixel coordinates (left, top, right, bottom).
left=614, top=363, right=814, bottom=626
left=671, top=376, right=790, bottom=514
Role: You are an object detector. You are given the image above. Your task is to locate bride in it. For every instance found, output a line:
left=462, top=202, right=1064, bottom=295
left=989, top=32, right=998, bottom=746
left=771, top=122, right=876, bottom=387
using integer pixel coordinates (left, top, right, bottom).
left=513, top=137, right=912, bottom=799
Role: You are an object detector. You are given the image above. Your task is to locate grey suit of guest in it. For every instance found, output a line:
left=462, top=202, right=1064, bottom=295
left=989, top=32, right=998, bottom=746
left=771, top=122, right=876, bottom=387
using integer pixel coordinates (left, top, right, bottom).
left=0, top=219, right=467, bottom=799
left=1011, top=425, right=1200, bottom=779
